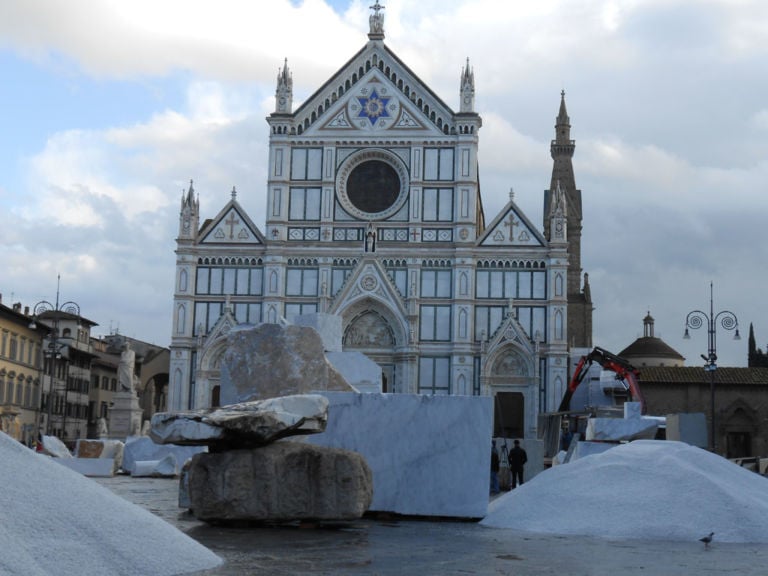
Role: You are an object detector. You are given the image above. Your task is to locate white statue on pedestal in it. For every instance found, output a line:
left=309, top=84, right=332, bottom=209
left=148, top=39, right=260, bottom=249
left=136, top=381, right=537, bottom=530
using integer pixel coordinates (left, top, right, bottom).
left=119, top=342, right=136, bottom=394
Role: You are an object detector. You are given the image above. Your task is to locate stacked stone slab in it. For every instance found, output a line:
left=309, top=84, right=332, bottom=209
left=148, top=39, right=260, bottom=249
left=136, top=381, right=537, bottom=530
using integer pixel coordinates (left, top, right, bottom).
left=151, top=323, right=373, bottom=524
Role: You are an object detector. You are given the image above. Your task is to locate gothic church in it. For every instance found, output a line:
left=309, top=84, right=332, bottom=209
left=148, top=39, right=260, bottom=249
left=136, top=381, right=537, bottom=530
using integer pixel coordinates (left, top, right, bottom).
left=169, top=4, right=592, bottom=439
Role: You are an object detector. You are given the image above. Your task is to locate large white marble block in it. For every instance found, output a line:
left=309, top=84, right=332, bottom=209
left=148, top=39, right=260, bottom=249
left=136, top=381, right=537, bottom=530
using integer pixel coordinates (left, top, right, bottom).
left=306, top=392, right=493, bottom=519
left=665, top=412, right=707, bottom=447
left=326, top=351, right=382, bottom=393
left=132, top=454, right=179, bottom=477
left=55, top=457, right=117, bottom=477
left=585, top=417, right=659, bottom=442
left=122, top=436, right=206, bottom=475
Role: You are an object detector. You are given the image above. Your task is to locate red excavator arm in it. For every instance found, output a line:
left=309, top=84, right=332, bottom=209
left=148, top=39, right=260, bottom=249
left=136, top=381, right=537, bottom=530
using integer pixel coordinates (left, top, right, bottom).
left=558, top=347, right=645, bottom=414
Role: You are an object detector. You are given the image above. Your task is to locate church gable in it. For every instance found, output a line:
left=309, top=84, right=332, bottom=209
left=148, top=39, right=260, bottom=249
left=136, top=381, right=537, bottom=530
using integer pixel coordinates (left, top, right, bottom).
left=478, top=201, right=546, bottom=248
left=294, top=44, right=456, bottom=138
left=199, top=199, right=264, bottom=245
left=330, top=257, right=408, bottom=320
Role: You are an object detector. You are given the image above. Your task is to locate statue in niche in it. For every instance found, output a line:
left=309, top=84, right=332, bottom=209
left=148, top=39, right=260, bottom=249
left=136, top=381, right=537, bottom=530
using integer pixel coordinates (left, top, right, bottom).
left=97, top=417, right=109, bottom=438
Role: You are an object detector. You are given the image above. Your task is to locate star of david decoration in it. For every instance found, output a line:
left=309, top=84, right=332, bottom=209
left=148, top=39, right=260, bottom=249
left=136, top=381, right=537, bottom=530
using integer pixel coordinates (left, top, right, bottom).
left=357, top=89, right=390, bottom=125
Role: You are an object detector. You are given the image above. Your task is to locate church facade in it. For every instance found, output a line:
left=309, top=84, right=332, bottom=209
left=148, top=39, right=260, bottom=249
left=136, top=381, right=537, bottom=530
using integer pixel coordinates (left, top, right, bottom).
left=169, top=5, right=592, bottom=438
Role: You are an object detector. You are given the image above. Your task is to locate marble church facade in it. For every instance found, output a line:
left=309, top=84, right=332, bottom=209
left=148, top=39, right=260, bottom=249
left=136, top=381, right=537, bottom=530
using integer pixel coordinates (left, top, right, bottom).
left=169, top=5, right=592, bottom=439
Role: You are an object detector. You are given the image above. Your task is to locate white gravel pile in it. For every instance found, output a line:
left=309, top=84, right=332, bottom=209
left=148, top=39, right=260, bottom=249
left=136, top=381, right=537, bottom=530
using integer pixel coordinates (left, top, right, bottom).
left=482, top=440, right=768, bottom=542
left=0, top=432, right=222, bottom=576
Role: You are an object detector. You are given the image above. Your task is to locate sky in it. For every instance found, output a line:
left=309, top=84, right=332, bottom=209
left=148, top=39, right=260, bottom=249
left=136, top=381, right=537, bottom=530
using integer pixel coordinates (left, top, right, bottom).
left=1, top=0, right=766, bottom=367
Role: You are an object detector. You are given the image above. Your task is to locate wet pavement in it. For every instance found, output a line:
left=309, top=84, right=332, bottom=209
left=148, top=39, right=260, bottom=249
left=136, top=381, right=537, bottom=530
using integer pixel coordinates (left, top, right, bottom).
left=96, top=475, right=768, bottom=575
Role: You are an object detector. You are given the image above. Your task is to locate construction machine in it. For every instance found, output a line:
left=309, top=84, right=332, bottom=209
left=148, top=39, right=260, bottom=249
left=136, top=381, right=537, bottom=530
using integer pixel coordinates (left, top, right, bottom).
left=539, top=347, right=647, bottom=462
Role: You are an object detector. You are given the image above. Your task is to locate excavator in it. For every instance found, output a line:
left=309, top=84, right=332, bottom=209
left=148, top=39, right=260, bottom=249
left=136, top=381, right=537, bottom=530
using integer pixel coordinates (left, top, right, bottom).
left=539, top=346, right=648, bottom=462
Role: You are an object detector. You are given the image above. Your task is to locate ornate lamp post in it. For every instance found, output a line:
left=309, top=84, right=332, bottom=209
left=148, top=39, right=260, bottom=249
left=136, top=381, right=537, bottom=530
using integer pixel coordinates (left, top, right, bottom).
left=29, top=276, right=81, bottom=438
left=683, top=282, right=740, bottom=453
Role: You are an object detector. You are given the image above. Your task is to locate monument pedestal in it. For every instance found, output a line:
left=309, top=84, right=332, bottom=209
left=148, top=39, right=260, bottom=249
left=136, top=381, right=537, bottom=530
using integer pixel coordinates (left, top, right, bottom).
left=109, top=391, right=143, bottom=440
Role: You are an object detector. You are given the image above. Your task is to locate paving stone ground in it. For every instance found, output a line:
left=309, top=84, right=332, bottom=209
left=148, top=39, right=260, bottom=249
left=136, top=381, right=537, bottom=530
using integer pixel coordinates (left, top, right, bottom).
left=96, top=476, right=768, bottom=576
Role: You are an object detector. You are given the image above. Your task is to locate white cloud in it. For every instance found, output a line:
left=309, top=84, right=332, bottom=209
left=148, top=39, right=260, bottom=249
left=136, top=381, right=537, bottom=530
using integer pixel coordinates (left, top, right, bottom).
left=2, top=0, right=768, bottom=364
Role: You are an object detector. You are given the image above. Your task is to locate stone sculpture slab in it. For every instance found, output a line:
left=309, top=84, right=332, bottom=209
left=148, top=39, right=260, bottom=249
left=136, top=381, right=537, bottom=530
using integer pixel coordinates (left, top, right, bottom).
left=585, top=417, right=659, bottom=442
left=122, top=436, right=206, bottom=475
left=150, top=394, right=328, bottom=449
left=307, top=391, right=493, bottom=519
left=187, top=440, right=372, bottom=523
left=219, top=324, right=354, bottom=405
left=55, top=457, right=117, bottom=477
left=132, top=454, right=179, bottom=477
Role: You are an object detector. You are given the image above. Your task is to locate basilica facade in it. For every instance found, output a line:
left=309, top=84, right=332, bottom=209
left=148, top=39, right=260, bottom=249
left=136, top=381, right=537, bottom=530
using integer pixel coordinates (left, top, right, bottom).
left=169, top=6, right=592, bottom=438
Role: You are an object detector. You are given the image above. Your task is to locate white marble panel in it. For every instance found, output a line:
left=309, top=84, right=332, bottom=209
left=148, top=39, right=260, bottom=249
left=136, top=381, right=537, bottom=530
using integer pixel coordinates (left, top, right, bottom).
left=325, top=351, right=381, bottom=393
left=55, top=458, right=116, bottom=477
left=585, top=417, right=658, bottom=442
left=122, top=436, right=206, bottom=474
left=306, top=392, right=493, bottom=519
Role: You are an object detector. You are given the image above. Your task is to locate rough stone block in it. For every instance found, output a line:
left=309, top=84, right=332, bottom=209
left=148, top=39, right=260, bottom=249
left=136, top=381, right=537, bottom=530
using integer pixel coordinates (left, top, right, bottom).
left=292, top=313, right=343, bottom=352
left=220, top=324, right=354, bottom=405
left=150, top=394, right=328, bottom=448
left=187, top=441, right=372, bottom=523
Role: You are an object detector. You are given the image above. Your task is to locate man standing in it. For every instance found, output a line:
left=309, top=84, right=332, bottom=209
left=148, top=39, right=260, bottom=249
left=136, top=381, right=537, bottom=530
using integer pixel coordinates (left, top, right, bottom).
left=490, top=441, right=500, bottom=494
left=508, top=439, right=528, bottom=489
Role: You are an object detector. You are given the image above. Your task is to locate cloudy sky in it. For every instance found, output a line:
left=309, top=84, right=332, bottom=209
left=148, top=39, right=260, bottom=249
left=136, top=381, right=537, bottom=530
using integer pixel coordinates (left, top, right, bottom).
left=1, top=0, right=766, bottom=367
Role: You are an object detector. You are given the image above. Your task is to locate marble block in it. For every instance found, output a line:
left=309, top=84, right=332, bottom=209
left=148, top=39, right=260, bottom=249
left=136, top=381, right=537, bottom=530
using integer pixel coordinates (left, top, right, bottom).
left=133, top=454, right=178, bottom=477
left=75, top=439, right=124, bottom=470
left=307, top=392, right=493, bottom=519
left=292, top=313, right=343, bottom=352
left=187, top=441, right=372, bottom=523
left=569, top=441, right=618, bottom=462
left=55, top=457, right=117, bottom=477
left=122, top=436, right=206, bottom=475
left=665, top=413, right=707, bottom=448
left=150, top=394, right=328, bottom=448
left=326, top=351, right=382, bottom=393
left=220, top=324, right=354, bottom=405
left=585, top=417, right=658, bottom=442
left=41, top=435, right=72, bottom=458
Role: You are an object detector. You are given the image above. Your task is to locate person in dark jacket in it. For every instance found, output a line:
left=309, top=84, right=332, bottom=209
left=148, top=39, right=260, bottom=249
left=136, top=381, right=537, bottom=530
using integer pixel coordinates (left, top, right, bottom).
left=508, top=439, right=528, bottom=488
left=490, top=441, right=500, bottom=494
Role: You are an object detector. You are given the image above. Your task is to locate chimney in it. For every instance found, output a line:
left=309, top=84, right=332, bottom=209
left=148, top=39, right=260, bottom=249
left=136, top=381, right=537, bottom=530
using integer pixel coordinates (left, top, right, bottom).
left=24, top=306, right=30, bottom=316
left=13, top=302, right=22, bottom=313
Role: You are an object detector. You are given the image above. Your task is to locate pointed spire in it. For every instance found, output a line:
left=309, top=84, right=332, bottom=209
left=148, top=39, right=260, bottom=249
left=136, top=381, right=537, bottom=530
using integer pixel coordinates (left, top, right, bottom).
left=460, top=57, right=475, bottom=113
left=275, top=58, right=293, bottom=113
left=368, top=1, right=385, bottom=40
left=553, top=90, right=573, bottom=150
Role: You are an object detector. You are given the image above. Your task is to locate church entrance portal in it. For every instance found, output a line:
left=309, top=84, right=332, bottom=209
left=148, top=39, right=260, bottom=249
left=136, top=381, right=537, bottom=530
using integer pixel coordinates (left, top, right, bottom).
left=494, top=392, right=524, bottom=438
left=343, top=309, right=397, bottom=392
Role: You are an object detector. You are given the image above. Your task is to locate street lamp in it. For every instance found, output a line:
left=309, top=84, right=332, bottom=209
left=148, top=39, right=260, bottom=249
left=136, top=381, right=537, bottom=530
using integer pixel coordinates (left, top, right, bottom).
left=29, top=276, right=81, bottom=438
left=683, top=282, right=740, bottom=453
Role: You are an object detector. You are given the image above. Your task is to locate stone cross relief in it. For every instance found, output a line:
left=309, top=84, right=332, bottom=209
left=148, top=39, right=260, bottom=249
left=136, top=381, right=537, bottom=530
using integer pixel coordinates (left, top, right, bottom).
left=225, top=212, right=240, bottom=240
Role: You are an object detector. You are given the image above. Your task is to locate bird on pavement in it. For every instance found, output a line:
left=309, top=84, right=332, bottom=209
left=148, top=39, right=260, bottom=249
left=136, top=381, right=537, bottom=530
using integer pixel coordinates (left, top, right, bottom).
left=699, top=532, right=714, bottom=550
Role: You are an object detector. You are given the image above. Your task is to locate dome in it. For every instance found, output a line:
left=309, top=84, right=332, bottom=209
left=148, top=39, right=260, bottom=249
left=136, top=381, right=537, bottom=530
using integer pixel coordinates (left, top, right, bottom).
left=618, top=312, right=685, bottom=367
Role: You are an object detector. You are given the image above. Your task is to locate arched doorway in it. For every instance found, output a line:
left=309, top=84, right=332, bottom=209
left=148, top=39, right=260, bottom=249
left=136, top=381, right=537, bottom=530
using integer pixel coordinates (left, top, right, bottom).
left=343, top=308, right=398, bottom=392
left=485, top=345, right=534, bottom=439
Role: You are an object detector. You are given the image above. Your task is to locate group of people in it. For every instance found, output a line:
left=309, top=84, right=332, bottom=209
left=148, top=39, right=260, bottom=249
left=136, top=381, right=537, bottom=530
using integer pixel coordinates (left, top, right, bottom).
left=490, top=439, right=527, bottom=494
